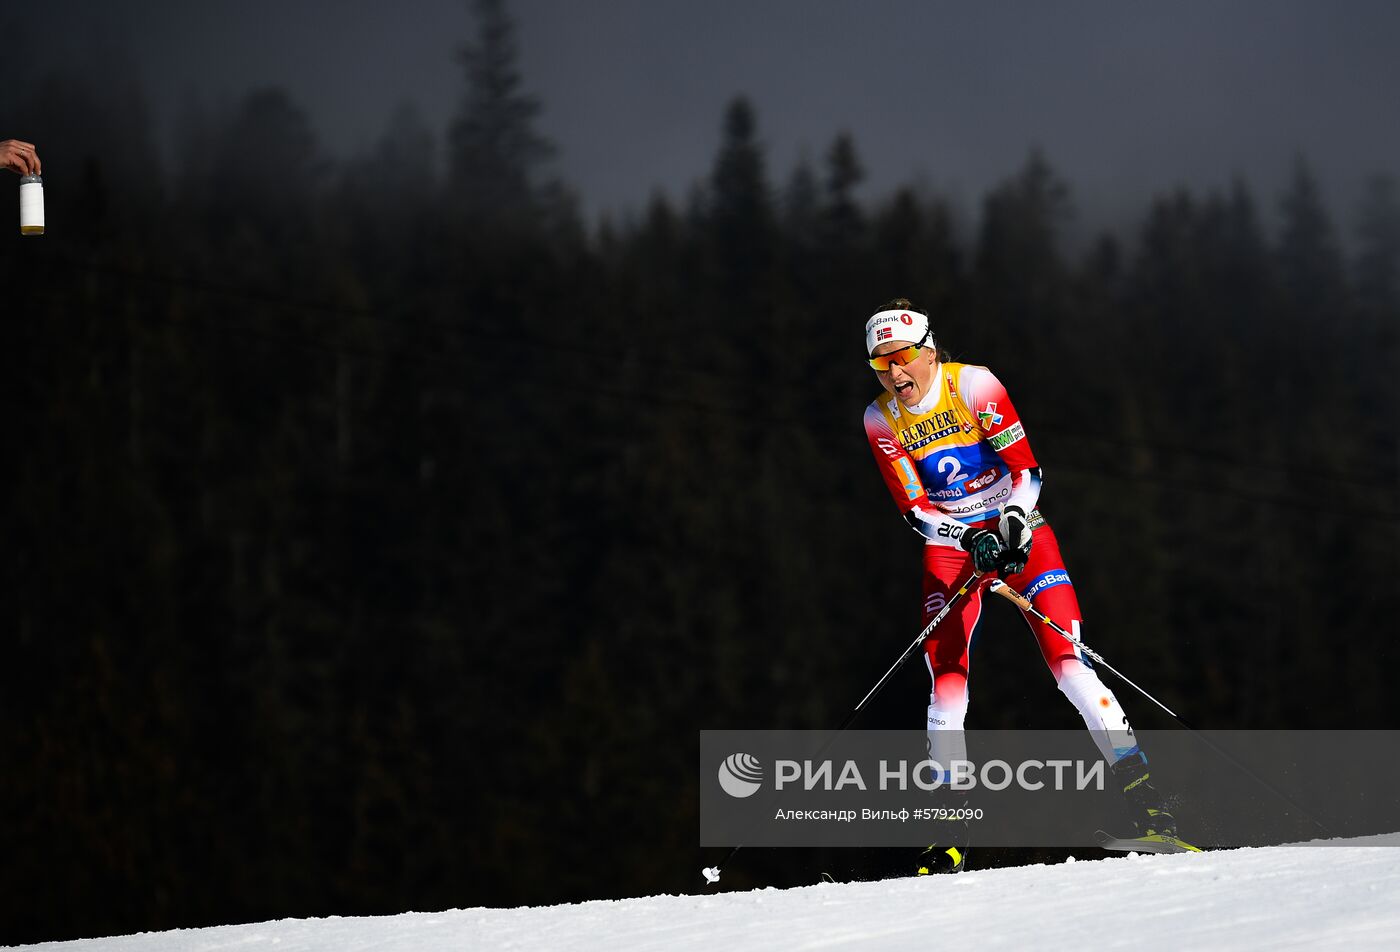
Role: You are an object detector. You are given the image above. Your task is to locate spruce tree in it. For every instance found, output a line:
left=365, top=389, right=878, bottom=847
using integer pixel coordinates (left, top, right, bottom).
left=446, top=0, right=554, bottom=224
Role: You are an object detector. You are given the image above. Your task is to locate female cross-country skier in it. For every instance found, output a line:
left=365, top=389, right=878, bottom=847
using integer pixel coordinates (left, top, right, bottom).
left=862, top=298, right=1183, bottom=874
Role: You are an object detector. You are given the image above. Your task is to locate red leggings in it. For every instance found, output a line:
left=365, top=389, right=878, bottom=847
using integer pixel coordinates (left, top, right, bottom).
left=921, top=522, right=1089, bottom=714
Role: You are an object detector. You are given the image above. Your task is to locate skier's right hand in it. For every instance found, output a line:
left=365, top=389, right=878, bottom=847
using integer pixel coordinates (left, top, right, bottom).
left=959, top=528, right=1008, bottom=574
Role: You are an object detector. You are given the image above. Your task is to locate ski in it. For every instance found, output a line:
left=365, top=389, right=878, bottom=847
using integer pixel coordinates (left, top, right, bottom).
left=1094, top=829, right=1203, bottom=854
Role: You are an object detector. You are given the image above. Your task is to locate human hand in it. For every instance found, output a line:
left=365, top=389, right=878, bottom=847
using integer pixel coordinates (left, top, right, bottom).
left=1, top=140, right=42, bottom=175
left=959, top=528, right=1008, bottom=574
left=997, top=506, right=1033, bottom=575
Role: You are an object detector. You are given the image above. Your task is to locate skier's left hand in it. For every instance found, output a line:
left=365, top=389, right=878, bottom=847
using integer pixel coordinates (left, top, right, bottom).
left=998, top=506, right=1033, bottom=575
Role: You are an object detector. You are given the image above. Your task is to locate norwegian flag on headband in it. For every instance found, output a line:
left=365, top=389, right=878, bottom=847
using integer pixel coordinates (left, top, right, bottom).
left=876, top=326, right=893, bottom=341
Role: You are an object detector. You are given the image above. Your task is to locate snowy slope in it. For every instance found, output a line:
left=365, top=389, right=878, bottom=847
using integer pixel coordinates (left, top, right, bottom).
left=16, top=836, right=1400, bottom=952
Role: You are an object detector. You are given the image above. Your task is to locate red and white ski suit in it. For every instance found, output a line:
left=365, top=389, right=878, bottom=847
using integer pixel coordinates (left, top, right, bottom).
left=863, top=362, right=1137, bottom=762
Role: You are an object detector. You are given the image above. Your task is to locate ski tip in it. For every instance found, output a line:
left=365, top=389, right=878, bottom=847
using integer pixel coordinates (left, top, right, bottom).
left=1165, top=836, right=1203, bottom=853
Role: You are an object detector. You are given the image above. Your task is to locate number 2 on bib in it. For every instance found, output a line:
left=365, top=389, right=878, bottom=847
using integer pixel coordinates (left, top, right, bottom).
left=937, top=455, right=968, bottom=486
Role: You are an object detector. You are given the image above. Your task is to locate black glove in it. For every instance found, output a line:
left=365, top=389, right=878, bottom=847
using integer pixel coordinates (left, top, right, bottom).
left=959, top=528, right=1008, bottom=574
left=998, top=505, right=1034, bottom=575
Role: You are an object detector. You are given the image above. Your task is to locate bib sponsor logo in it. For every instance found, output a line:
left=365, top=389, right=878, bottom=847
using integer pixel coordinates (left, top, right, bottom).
left=988, top=422, right=1025, bottom=452
left=896, top=457, right=922, bottom=500
left=963, top=467, right=1000, bottom=493
left=944, top=485, right=1011, bottom=517
left=904, top=425, right=960, bottom=452
left=898, top=410, right=959, bottom=448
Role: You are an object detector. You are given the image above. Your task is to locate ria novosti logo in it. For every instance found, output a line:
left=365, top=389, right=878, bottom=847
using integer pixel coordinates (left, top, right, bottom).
left=715, top=754, right=1108, bottom=795
left=718, top=752, right=764, bottom=798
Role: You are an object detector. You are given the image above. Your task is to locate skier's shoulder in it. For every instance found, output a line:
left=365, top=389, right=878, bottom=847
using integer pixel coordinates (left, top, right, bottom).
left=864, top=395, right=900, bottom=441
left=945, top=361, right=1002, bottom=403
left=864, top=391, right=897, bottom=420
left=946, top=360, right=995, bottom=385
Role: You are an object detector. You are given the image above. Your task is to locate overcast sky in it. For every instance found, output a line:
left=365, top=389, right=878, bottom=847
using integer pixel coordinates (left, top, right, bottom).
left=22, top=0, right=1400, bottom=233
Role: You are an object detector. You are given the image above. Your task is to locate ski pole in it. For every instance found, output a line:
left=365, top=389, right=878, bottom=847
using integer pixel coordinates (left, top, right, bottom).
left=986, top=580, right=1184, bottom=721
left=986, top=578, right=1336, bottom=837
left=837, top=570, right=985, bottom=732
left=701, top=570, right=986, bottom=885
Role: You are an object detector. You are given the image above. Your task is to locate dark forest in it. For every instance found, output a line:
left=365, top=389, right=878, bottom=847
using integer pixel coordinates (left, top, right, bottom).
left=5, top=1, right=1400, bottom=944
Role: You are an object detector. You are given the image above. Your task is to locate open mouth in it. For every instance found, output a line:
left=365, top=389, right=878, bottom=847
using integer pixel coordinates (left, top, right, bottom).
left=895, top=381, right=916, bottom=399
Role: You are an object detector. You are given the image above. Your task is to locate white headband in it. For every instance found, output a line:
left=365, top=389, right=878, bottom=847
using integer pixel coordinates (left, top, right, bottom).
left=864, top=308, right=931, bottom=355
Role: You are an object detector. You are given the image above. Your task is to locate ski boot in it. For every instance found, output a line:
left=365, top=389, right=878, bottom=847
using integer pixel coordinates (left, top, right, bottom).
left=916, top=811, right=970, bottom=875
left=1110, top=749, right=1178, bottom=838
left=916, top=842, right=967, bottom=875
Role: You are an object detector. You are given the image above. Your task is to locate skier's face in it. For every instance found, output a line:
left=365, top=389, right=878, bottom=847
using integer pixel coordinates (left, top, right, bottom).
left=872, top=339, right=937, bottom=408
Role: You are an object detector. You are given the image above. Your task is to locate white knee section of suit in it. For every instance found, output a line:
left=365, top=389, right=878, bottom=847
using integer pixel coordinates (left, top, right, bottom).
left=927, top=696, right=969, bottom=780
left=926, top=703, right=967, bottom=731
left=1058, top=670, right=1138, bottom=762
